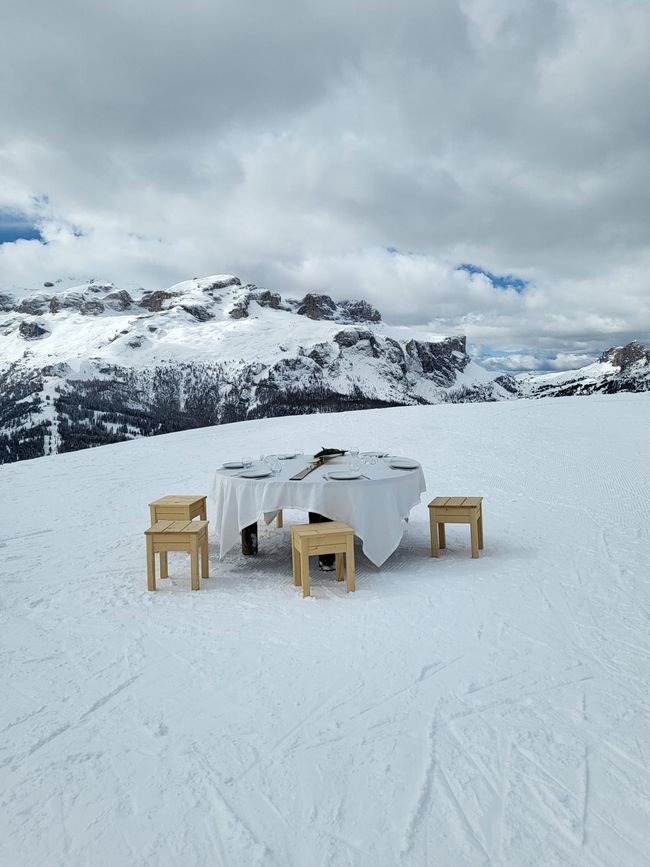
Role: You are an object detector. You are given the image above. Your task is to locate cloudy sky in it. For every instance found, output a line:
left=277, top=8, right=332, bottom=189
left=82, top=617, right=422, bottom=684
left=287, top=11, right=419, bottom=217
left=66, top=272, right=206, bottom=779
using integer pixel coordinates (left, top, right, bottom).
left=1, top=0, right=649, bottom=370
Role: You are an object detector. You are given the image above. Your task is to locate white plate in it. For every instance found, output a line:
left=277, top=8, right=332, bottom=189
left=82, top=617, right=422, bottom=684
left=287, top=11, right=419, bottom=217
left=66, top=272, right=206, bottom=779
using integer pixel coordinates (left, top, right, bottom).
left=389, top=458, right=418, bottom=469
left=328, top=470, right=362, bottom=480
left=223, top=461, right=244, bottom=469
left=277, top=453, right=296, bottom=459
left=239, top=468, right=273, bottom=478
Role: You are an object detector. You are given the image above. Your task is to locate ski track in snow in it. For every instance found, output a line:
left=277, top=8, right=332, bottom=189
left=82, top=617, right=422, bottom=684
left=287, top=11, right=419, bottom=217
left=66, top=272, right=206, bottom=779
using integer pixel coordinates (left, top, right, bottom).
left=1, top=394, right=649, bottom=866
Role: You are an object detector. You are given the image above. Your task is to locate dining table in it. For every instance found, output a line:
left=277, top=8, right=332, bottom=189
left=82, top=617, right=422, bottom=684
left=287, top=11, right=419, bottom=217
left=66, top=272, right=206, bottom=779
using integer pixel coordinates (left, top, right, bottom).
left=211, top=452, right=427, bottom=567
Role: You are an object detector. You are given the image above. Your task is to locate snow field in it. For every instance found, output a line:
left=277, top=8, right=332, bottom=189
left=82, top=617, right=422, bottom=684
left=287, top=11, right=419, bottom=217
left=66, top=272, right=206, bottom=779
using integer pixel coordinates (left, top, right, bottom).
left=1, top=394, right=649, bottom=866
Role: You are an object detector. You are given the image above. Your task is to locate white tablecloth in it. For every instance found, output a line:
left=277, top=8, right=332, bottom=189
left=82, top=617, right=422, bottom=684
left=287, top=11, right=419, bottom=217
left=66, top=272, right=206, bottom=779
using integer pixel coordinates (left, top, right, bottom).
left=211, top=454, right=427, bottom=567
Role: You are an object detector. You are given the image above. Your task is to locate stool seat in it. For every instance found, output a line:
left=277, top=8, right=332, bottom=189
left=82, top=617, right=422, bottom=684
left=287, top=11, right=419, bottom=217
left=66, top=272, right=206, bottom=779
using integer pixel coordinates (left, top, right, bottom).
left=149, top=495, right=207, bottom=524
left=145, top=519, right=209, bottom=591
left=291, top=521, right=356, bottom=597
left=428, top=497, right=484, bottom=559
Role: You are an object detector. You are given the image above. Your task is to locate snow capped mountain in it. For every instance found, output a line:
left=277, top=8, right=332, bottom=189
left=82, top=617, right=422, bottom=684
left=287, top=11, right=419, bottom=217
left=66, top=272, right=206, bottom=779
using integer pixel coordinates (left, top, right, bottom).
left=0, top=275, right=505, bottom=463
left=517, top=340, right=650, bottom=398
left=1, top=273, right=648, bottom=464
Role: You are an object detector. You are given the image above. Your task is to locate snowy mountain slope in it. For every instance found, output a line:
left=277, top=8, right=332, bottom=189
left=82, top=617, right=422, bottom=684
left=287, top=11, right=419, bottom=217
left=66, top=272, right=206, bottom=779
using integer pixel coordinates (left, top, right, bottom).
left=1, top=394, right=649, bottom=866
left=1, top=273, right=648, bottom=464
left=0, top=275, right=509, bottom=463
left=518, top=340, right=650, bottom=398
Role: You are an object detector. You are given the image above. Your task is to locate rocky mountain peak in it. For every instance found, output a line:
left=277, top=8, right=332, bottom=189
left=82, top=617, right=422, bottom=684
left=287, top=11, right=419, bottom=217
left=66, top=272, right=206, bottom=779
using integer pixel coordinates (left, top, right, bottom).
left=294, top=293, right=381, bottom=323
left=599, top=340, right=649, bottom=370
left=296, top=293, right=338, bottom=320
left=225, top=286, right=382, bottom=323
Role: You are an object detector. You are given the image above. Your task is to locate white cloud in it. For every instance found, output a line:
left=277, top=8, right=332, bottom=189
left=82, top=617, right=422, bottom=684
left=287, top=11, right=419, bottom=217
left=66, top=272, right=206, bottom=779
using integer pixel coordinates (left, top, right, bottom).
left=0, top=0, right=648, bottom=365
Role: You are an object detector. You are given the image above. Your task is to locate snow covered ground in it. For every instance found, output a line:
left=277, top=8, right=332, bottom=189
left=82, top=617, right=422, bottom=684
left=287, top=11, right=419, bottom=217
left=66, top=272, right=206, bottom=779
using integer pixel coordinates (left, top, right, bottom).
left=1, top=393, right=649, bottom=867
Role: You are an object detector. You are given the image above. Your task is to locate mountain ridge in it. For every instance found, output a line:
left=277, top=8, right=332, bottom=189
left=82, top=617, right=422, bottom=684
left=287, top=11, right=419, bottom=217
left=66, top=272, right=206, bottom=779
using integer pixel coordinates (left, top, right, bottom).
left=1, top=274, right=648, bottom=463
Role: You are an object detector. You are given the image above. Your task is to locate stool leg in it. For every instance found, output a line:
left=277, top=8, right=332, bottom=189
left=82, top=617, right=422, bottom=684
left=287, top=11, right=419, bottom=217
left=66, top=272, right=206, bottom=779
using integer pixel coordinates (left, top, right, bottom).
left=201, top=532, right=209, bottom=579
left=190, top=538, right=200, bottom=590
left=429, top=511, right=439, bottom=557
left=160, top=551, right=169, bottom=578
left=292, top=540, right=301, bottom=587
left=346, top=537, right=356, bottom=593
left=335, top=553, right=344, bottom=581
left=438, top=522, right=446, bottom=550
left=478, top=511, right=484, bottom=550
left=300, top=549, right=311, bottom=598
left=277, top=510, right=283, bottom=529
left=146, top=537, right=156, bottom=591
left=470, top=516, right=479, bottom=559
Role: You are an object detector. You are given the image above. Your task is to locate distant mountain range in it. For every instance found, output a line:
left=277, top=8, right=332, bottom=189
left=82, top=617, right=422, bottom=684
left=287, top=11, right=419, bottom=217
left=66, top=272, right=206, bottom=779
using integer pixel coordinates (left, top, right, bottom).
left=1, top=274, right=648, bottom=463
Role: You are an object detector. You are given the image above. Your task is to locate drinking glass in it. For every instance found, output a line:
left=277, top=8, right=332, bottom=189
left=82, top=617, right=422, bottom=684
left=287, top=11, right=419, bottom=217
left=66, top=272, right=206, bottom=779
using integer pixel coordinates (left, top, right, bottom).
left=242, top=455, right=252, bottom=468
left=271, top=457, right=282, bottom=476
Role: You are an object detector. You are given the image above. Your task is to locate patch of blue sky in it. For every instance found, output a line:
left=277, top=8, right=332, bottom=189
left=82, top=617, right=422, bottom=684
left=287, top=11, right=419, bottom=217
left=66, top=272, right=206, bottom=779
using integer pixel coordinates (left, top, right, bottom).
left=0, top=209, right=44, bottom=245
left=458, top=263, right=527, bottom=293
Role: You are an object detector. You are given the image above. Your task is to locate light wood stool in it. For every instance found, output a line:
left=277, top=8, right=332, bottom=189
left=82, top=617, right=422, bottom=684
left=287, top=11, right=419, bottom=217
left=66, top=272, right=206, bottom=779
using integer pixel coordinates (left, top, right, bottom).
left=291, top=522, right=356, bottom=598
left=428, top=497, right=484, bottom=559
left=149, top=496, right=207, bottom=578
left=145, top=520, right=209, bottom=591
left=149, top=495, right=207, bottom=523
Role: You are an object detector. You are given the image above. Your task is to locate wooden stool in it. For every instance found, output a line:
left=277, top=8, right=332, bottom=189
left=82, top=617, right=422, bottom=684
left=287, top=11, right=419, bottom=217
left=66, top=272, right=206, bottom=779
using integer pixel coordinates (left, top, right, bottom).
left=149, top=496, right=207, bottom=578
left=145, top=520, right=209, bottom=591
left=291, top=522, right=356, bottom=598
left=428, top=497, right=484, bottom=559
left=149, top=495, right=207, bottom=523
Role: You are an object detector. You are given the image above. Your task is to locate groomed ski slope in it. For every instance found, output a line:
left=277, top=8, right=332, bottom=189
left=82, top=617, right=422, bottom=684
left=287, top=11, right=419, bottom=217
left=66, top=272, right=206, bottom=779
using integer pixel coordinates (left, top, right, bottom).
left=1, top=393, right=649, bottom=867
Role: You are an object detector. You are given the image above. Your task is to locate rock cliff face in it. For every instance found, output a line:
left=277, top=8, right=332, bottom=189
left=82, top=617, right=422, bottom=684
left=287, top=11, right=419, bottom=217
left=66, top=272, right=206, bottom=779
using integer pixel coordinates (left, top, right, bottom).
left=0, top=276, right=504, bottom=463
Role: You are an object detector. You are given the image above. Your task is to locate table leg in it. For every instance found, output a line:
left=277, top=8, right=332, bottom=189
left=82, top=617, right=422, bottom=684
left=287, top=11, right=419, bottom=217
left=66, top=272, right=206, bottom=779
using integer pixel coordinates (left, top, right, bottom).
left=241, top=522, right=258, bottom=556
left=309, top=512, right=335, bottom=570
